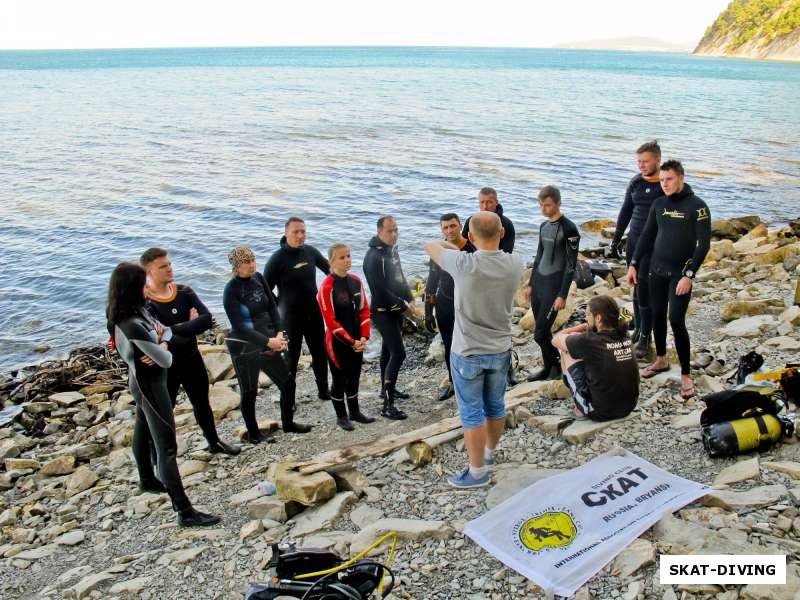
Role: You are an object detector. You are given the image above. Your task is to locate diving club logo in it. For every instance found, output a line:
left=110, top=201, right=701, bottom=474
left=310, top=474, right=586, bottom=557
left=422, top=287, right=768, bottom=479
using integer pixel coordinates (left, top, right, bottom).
left=513, top=508, right=580, bottom=554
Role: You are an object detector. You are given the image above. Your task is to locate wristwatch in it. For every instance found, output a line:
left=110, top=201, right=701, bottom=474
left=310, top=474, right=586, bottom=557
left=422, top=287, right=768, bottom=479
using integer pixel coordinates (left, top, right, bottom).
left=685, top=270, right=695, bottom=279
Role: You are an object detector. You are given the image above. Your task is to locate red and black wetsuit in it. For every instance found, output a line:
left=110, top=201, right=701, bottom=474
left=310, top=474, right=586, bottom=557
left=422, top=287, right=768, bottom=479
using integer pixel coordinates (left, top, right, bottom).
left=317, top=273, right=370, bottom=416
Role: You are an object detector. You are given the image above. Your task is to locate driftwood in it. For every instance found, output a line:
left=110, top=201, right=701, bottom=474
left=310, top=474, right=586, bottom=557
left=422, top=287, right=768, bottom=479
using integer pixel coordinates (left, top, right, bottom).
left=295, top=387, right=563, bottom=475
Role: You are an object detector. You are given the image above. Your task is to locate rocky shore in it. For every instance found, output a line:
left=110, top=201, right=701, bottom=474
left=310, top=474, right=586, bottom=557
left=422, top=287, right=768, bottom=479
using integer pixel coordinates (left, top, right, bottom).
left=2, top=215, right=800, bottom=600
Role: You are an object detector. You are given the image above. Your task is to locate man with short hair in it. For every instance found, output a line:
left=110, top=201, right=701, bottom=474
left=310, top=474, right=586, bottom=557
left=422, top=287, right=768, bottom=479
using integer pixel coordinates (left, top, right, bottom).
left=426, top=211, right=525, bottom=488
left=364, top=215, right=414, bottom=419
left=425, top=213, right=476, bottom=401
left=607, top=140, right=665, bottom=359
left=628, top=160, right=711, bottom=400
left=141, top=248, right=240, bottom=456
left=264, top=217, right=331, bottom=400
left=461, top=187, right=518, bottom=385
left=525, top=185, right=580, bottom=382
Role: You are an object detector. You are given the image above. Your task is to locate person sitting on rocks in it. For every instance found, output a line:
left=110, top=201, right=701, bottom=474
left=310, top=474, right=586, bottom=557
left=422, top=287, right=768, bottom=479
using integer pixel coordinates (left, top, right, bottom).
left=552, top=295, right=639, bottom=421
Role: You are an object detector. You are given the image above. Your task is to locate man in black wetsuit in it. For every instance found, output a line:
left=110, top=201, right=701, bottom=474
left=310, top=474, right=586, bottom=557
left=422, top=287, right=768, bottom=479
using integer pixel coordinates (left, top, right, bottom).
left=526, top=185, right=580, bottom=382
left=461, top=187, right=519, bottom=385
left=141, top=248, right=240, bottom=456
left=363, top=215, right=414, bottom=420
left=264, top=217, right=331, bottom=400
left=628, top=160, right=711, bottom=400
left=425, top=213, right=476, bottom=401
left=607, top=140, right=665, bottom=359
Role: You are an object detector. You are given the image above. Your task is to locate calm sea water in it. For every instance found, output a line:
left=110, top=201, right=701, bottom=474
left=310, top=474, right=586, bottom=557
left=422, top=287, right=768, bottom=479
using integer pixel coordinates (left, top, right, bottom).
left=1, top=47, right=799, bottom=373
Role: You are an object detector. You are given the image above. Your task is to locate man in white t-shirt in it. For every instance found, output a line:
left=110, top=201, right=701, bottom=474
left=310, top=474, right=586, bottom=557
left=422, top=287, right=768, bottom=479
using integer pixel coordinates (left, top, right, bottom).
left=425, top=211, right=525, bottom=488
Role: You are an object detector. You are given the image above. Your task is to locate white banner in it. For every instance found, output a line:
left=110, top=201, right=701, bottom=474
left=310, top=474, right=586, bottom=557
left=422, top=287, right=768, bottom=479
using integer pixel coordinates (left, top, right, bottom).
left=464, top=449, right=710, bottom=597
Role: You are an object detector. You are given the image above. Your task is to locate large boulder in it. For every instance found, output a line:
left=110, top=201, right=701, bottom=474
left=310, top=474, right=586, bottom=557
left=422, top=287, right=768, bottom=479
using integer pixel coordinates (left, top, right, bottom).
left=718, top=315, right=775, bottom=338
left=275, top=463, right=337, bottom=506
left=203, top=351, right=234, bottom=383
left=706, top=239, right=735, bottom=262
left=291, top=492, right=358, bottom=537
left=64, top=468, right=99, bottom=498
left=700, top=484, right=787, bottom=511
left=580, top=219, right=615, bottom=233
left=349, top=518, right=454, bottom=556
left=746, top=242, right=800, bottom=267
left=721, top=299, right=784, bottom=321
left=209, top=385, right=240, bottom=421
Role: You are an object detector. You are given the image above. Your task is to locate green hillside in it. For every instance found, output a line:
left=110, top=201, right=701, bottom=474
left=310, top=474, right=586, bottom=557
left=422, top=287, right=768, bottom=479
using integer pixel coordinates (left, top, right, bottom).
left=699, top=0, right=800, bottom=50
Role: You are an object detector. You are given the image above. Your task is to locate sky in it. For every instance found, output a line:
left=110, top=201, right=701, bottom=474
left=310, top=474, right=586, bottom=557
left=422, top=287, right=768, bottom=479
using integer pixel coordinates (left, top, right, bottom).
left=0, top=0, right=731, bottom=50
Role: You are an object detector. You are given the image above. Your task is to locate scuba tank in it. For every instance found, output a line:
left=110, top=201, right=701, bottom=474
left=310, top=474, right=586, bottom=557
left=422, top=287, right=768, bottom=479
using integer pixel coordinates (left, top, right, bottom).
left=702, top=414, right=794, bottom=457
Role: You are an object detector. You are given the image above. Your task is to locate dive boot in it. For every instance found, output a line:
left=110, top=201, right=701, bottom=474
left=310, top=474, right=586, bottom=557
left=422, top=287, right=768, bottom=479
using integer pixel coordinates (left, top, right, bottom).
left=178, top=507, right=221, bottom=528
left=347, top=397, right=375, bottom=424
left=634, top=335, right=652, bottom=360
left=381, top=385, right=407, bottom=420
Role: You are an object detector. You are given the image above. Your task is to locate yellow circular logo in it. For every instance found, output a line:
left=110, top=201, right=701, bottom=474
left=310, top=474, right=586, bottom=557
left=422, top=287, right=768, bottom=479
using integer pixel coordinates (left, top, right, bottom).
left=518, top=511, right=578, bottom=552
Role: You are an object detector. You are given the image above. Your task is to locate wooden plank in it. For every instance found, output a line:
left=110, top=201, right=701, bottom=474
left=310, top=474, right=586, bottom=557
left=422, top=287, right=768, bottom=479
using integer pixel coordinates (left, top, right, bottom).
left=295, top=389, right=557, bottom=475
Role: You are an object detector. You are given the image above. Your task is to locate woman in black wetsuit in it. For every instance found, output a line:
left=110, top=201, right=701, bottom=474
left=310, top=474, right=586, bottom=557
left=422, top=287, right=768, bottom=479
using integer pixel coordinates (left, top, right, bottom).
left=223, top=246, right=311, bottom=442
left=107, top=263, right=219, bottom=528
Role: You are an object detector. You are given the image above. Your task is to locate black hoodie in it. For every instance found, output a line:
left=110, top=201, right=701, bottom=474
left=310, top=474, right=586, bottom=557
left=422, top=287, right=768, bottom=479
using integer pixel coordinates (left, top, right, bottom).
left=461, top=203, right=516, bottom=254
left=632, top=183, right=711, bottom=278
left=263, top=237, right=330, bottom=312
left=363, top=236, right=413, bottom=312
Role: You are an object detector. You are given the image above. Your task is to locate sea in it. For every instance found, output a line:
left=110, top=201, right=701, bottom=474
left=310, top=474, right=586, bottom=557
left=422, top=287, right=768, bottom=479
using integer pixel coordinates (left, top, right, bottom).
left=1, top=46, right=799, bottom=373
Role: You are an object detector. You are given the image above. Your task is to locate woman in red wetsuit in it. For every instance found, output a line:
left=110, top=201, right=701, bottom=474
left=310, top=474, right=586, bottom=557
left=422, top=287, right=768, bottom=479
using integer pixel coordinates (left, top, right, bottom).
left=317, top=244, right=376, bottom=431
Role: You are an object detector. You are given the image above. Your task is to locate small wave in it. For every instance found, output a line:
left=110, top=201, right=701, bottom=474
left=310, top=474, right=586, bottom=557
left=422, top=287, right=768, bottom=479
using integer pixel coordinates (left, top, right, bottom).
left=158, top=183, right=206, bottom=197
left=766, top=140, right=790, bottom=146
left=693, top=169, right=725, bottom=177
left=602, top=134, right=626, bottom=140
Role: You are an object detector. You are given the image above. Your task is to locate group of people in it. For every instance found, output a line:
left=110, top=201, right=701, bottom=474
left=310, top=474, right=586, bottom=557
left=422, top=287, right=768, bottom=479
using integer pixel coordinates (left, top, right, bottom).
left=105, top=141, right=713, bottom=523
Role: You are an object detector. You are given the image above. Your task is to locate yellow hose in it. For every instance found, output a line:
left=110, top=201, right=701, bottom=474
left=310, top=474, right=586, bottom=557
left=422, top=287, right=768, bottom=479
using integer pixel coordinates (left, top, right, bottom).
left=293, top=531, right=398, bottom=596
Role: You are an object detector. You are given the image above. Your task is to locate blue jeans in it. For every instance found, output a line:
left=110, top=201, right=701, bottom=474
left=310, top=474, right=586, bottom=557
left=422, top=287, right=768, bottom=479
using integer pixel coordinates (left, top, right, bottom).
left=450, top=350, right=511, bottom=429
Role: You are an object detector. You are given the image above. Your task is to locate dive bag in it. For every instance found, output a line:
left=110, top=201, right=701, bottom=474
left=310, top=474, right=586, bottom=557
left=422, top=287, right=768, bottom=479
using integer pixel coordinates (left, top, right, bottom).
left=700, top=388, right=793, bottom=457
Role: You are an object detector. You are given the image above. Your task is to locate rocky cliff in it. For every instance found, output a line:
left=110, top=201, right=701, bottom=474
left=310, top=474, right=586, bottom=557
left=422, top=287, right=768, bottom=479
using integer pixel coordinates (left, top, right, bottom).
left=694, top=0, right=800, bottom=61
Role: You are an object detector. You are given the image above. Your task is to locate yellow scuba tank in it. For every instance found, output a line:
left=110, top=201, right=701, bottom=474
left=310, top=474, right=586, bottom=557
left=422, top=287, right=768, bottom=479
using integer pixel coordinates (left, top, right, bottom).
left=702, top=414, right=793, bottom=457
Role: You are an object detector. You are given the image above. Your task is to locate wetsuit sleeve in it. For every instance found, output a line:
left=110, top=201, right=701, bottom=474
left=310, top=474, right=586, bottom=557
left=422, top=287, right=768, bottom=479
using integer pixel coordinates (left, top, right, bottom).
left=612, top=180, right=635, bottom=247
left=425, top=259, right=441, bottom=303
left=356, top=275, right=371, bottom=339
left=262, top=251, right=281, bottom=294
left=259, top=274, right=283, bottom=331
left=686, top=200, right=712, bottom=276
left=529, top=229, right=545, bottom=288
left=223, top=281, right=269, bottom=348
left=363, top=250, right=406, bottom=311
left=169, top=287, right=213, bottom=337
left=317, top=277, right=356, bottom=346
left=501, top=218, right=516, bottom=254
left=632, top=201, right=659, bottom=267
left=559, top=223, right=580, bottom=299
left=461, top=218, right=470, bottom=240
left=125, top=319, right=173, bottom=368
left=313, top=246, right=331, bottom=276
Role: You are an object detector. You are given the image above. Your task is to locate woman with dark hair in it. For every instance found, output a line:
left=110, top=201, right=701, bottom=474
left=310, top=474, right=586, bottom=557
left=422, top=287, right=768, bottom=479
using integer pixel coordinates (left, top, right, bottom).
left=107, top=262, right=219, bottom=527
left=223, top=246, right=311, bottom=443
left=551, top=295, right=639, bottom=421
left=317, top=243, right=376, bottom=431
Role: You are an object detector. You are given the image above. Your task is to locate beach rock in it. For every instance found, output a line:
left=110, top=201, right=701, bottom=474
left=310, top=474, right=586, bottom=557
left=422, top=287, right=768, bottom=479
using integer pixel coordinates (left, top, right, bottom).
left=762, top=461, right=800, bottom=479
left=580, top=219, right=615, bottom=233
left=714, top=457, right=760, bottom=486
left=240, top=520, right=264, bottom=540
left=25, top=401, right=58, bottom=414
left=701, top=484, right=787, bottom=511
left=706, top=239, right=735, bottom=262
left=275, top=463, right=337, bottom=506
left=762, top=336, right=800, bottom=351
left=300, top=531, right=354, bottom=556
left=247, top=496, right=300, bottom=523
left=157, top=545, right=207, bottom=565
left=204, top=351, right=234, bottom=383
left=527, top=414, right=573, bottom=434
left=49, top=391, right=86, bottom=407
left=15, top=545, right=58, bottom=560
left=746, top=242, right=800, bottom=266
left=229, top=486, right=267, bottom=506
left=64, top=467, right=99, bottom=498
left=719, top=315, right=775, bottom=338
left=350, top=505, right=384, bottom=529
left=332, top=467, right=370, bottom=497
left=54, top=529, right=86, bottom=546
left=779, top=305, right=800, bottom=326
left=350, top=518, right=454, bottom=556
left=740, top=567, right=800, bottom=600
left=563, top=415, right=631, bottom=444
left=234, top=420, right=279, bottom=441
left=655, top=514, right=767, bottom=555
left=519, top=309, right=535, bottom=332
left=721, top=299, right=784, bottom=321
left=671, top=409, right=703, bottom=429
left=66, top=571, right=116, bottom=599
left=487, top=467, right=564, bottom=509
left=108, top=576, right=153, bottom=596
left=291, top=491, right=358, bottom=537
left=39, top=454, right=75, bottom=477
left=178, top=459, right=208, bottom=477
left=5, top=458, right=40, bottom=471
left=209, top=385, right=240, bottom=421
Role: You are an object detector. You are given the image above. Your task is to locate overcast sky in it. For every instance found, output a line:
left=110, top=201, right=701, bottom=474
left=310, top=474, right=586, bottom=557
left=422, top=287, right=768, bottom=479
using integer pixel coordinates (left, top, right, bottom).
left=0, top=0, right=731, bottom=50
